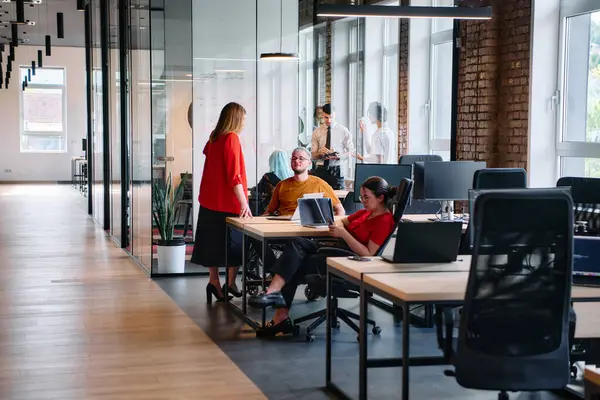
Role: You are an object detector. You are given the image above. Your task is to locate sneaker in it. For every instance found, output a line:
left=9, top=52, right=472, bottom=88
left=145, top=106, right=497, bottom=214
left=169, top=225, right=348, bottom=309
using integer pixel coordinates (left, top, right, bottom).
left=249, top=291, right=287, bottom=309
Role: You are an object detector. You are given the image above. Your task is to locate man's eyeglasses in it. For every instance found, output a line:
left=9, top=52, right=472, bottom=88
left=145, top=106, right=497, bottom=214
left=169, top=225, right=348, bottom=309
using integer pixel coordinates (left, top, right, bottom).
left=291, top=156, right=310, bottom=162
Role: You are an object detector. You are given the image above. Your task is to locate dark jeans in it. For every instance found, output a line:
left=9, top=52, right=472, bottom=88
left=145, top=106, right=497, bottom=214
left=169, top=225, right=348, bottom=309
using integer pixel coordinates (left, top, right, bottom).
left=273, top=237, right=348, bottom=308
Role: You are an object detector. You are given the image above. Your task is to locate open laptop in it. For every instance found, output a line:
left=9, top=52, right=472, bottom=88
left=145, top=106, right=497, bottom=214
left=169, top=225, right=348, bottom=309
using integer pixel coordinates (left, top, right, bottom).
left=573, top=236, right=600, bottom=287
left=382, top=221, right=463, bottom=263
left=266, top=193, right=324, bottom=221
left=298, top=197, right=334, bottom=228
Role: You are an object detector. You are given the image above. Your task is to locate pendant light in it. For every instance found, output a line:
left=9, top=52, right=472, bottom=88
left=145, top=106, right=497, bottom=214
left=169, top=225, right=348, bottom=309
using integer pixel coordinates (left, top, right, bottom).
left=259, top=0, right=298, bottom=61
left=37, top=49, right=42, bottom=67
left=316, top=4, right=492, bottom=20
left=77, top=0, right=86, bottom=11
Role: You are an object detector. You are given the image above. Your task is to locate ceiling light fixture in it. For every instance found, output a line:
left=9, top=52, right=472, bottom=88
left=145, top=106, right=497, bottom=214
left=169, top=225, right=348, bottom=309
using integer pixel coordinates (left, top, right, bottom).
left=259, top=0, right=298, bottom=61
left=56, top=12, right=63, bottom=38
left=316, top=4, right=492, bottom=20
left=77, top=0, right=86, bottom=11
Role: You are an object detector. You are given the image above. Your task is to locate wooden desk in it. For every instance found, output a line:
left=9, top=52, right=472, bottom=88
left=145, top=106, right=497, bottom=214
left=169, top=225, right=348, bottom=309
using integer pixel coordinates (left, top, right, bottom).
left=326, top=255, right=471, bottom=282
left=585, top=367, right=600, bottom=400
left=224, top=218, right=335, bottom=332
left=325, top=257, right=600, bottom=400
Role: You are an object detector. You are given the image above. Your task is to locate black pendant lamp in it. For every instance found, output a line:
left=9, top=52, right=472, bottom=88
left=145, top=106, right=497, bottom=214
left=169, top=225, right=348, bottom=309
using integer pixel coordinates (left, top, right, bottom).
left=11, top=24, right=18, bottom=47
left=259, top=0, right=299, bottom=61
left=31, top=61, right=35, bottom=76
left=45, top=35, right=51, bottom=56
left=38, top=50, right=43, bottom=67
left=77, top=0, right=87, bottom=11
left=9, top=44, right=14, bottom=61
left=57, top=12, right=64, bottom=38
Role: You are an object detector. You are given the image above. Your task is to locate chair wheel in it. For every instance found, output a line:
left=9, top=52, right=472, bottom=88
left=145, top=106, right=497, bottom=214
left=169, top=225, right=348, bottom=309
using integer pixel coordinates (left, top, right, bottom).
left=331, top=321, right=340, bottom=330
left=306, top=334, right=315, bottom=342
left=372, top=326, right=381, bottom=335
left=247, top=286, right=258, bottom=296
left=443, top=369, right=456, bottom=377
left=304, top=286, right=318, bottom=301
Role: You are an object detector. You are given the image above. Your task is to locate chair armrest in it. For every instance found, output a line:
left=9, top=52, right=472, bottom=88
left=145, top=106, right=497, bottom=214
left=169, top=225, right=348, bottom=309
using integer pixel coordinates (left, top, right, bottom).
left=317, top=247, right=357, bottom=257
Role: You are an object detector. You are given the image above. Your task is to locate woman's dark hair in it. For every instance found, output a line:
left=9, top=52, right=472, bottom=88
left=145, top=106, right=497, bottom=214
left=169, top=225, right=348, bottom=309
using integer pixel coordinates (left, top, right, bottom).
left=368, top=101, right=387, bottom=123
left=361, top=176, right=398, bottom=204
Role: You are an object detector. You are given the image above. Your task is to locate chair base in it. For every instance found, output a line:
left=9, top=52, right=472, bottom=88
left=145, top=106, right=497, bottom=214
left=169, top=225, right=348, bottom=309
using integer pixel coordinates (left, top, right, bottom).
left=294, top=299, right=381, bottom=342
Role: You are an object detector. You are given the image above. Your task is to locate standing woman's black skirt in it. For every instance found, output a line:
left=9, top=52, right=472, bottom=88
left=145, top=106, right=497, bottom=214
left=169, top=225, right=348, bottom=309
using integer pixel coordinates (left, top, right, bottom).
left=190, top=206, right=243, bottom=267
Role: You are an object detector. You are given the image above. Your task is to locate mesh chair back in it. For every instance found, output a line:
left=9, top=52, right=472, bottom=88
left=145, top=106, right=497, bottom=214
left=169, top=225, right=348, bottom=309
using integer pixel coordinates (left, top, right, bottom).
left=473, top=168, right=527, bottom=190
left=375, top=178, right=413, bottom=256
left=557, top=177, right=600, bottom=234
left=180, top=173, right=193, bottom=200
left=455, top=189, right=573, bottom=391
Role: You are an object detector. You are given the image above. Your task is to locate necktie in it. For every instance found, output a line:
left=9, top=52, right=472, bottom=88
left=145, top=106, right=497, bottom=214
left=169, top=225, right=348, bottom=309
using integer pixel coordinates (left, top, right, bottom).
left=324, top=126, right=331, bottom=167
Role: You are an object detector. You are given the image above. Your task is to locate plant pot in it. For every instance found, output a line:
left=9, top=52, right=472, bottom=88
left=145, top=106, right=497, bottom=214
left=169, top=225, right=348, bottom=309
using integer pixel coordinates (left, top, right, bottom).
left=156, top=238, right=186, bottom=274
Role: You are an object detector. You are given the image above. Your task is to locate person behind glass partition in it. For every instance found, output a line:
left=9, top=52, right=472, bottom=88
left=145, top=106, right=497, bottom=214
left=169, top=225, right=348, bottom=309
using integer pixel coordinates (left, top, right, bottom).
left=359, top=101, right=397, bottom=164
left=311, top=103, right=355, bottom=189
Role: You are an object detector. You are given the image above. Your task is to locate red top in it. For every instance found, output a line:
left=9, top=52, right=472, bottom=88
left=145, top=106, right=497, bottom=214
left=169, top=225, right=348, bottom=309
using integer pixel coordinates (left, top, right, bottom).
left=199, top=132, right=248, bottom=215
left=346, top=209, right=396, bottom=247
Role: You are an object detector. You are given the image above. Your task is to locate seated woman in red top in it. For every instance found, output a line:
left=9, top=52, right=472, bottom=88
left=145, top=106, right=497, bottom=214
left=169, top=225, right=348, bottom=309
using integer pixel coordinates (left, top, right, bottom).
left=249, top=176, right=397, bottom=333
left=191, top=102, right=251, bottom=303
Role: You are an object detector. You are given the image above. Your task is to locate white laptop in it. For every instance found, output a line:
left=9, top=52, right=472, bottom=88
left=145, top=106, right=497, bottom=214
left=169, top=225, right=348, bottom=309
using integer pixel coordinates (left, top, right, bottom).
left=267, top=192, right=324, bottom=221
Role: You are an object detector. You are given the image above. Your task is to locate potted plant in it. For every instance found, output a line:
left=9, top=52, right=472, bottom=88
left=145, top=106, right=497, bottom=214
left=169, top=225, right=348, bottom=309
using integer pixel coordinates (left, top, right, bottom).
left=152, top=173, right=189, bottom=274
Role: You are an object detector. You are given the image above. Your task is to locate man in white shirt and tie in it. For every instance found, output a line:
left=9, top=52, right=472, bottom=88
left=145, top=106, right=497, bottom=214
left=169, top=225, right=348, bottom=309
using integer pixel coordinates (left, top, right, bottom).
left=310, top=103, right=355, bottom=189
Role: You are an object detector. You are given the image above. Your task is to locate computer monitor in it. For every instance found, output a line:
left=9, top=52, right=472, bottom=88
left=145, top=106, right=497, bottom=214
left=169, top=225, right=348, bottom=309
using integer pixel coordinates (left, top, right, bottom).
left=467, top=187, right=573, bottom=249
left=412, top=161, right=425, bottom=199
left=423, top=161, right=487, bottom=201
left=353, top=163, right=413, bottom=203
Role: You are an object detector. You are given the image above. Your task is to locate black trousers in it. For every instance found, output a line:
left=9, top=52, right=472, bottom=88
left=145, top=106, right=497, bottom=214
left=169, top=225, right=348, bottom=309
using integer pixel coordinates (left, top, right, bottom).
left=312, top=165, right=345, bottom=190
left=273, top=237, right=349, bottom=309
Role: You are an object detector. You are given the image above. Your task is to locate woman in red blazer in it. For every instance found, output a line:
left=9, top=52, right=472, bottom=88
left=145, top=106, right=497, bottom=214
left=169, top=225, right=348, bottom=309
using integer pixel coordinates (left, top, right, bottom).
left=191, top=102, right=252, bottom=303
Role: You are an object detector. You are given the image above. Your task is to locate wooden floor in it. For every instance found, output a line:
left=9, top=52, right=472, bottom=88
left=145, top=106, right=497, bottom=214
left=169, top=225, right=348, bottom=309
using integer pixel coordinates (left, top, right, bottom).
left=0, top=185, right=265, bottom=400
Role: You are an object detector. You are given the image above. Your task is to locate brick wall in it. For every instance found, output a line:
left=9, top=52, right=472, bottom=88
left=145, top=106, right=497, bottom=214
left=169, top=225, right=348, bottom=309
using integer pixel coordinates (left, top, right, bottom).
left=456, top=0, right=531, bottom=170
left=397, top=4, right=409, bottom=158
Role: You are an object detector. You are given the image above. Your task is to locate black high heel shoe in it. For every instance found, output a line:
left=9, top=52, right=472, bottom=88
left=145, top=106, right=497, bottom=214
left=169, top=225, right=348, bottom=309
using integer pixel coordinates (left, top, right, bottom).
left=206, top=283, right=232, bottom=304
left=222, top=283, right=242, bottom=298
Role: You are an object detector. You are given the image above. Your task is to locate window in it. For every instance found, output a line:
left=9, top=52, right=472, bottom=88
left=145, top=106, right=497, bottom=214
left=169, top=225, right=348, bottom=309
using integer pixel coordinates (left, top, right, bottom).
left=20, top=67, right=66, bottom=152
left=429, top=19, right=453, bottom=159
left=557, top=1, right=600, bottom=178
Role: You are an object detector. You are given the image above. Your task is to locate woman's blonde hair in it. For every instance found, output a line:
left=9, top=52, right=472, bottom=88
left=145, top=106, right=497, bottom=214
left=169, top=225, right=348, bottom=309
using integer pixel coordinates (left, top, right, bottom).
left=210, top=102, right=247, bottom=142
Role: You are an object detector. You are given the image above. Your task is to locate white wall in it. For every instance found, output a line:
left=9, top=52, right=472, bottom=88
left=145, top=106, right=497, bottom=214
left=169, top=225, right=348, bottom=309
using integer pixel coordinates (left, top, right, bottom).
left=528, top=0, right=560, bottom=187
left=0, top=46, right=87, bottom=182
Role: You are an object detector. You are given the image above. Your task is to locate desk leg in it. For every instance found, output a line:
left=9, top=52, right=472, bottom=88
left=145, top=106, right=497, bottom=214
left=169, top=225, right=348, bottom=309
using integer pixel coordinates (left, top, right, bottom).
left=241, top=233, right=247, bottom=315
left=359, top=284, right=368, bottom=400
left=223, top=227, right=229, bottom=300
left=326, top=269, right=332, bottom=385
left=261, top=238, right=267, bottom=328
left=402, top=302, right=410, bottom=400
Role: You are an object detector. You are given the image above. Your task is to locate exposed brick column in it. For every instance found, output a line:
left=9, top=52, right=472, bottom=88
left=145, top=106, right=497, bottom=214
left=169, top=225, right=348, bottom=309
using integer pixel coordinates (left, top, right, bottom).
left=496, top=0, right=530, bottom=169
left=456, top=0, right=499, bottom=166
left=397, top=0, right=409, bottom=157
left=325, top=21, right=332, bottom=103
left=455, top=0, right=531, bottom=170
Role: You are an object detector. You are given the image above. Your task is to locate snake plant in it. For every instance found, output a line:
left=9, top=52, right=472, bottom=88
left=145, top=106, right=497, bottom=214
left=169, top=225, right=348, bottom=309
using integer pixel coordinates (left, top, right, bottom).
left=152, top=173, right=188, bottom=242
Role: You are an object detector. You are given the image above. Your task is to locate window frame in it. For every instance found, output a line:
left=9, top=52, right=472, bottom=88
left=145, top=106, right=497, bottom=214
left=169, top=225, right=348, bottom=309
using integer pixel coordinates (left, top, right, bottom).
left=428, top=26, right=453, bottom=159
left=556, top=0, right=600, bottom=177
left=19, top=66, right=68, bottom=154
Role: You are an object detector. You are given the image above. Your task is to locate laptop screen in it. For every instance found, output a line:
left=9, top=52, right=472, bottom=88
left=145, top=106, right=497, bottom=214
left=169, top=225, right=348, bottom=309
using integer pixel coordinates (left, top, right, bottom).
left=573, top=236, right=600, bottom=277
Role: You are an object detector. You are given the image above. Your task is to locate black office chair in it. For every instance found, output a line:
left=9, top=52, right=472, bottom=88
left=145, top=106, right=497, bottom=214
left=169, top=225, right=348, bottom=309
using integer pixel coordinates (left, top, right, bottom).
left=472, top=168, right=527, bottom=189
left=557, top=176, right=600, bottom=235
left=459, top=168, right=528, bottom=254
left=174, top=173, right=194, bottom=239
left=295, top=178, right=414, bottom=342
left=399, top=154, right=443, bottom=214
left=446, top=189, right=574, bottom=399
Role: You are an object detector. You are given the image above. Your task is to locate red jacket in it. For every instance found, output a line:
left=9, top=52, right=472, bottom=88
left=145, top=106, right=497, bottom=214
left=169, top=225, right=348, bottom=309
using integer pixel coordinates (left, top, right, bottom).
left=199, top=132, right=248, bottom=214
